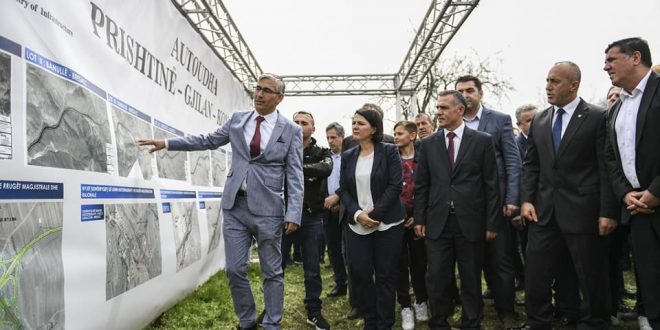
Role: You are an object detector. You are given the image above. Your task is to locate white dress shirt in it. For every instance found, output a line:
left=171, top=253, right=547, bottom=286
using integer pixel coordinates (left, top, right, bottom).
left=241, top=110, right=278, bottom=190
left=464, top=105, right=483, bottom=130
left=444, top=122, right=466, bottom=163
left=327, top=152, right=341, bottom=195
left=615, top=69, right=652, bottom=188
left=243, top=110, right=278, bottom=153
left=350, top=152, right=403, bottom=235
left=552, top=97, right=580, bottom=139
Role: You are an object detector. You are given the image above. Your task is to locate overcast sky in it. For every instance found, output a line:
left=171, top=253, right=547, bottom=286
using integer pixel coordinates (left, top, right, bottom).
left=223, top=0, right=660, bottom=146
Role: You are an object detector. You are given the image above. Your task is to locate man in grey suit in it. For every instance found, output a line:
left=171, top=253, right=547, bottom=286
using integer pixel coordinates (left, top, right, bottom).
left=455, top=75, right=521, bottom=328
left=139, top=73, right=304, bottom=330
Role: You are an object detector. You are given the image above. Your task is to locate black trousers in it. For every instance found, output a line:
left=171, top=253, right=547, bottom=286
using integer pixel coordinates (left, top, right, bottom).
left=525, top=216, right=610, bottom=330
left=396, top=228, right=428, bottom=307
left=483, top=217, right=516, bottom=318
left=348, top=224, right=404, bottom=329
left=324, top=210, right=347, bottom=286
left=511, top=221, right=528, bottom=286
left=426, top=214, right=484, bottom=329
left=630, top=213, right=660, bottom=329
left=607, top=223, right=630, bottom=315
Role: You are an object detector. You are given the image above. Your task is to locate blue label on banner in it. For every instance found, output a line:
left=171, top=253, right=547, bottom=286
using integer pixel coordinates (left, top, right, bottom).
left=198, top=191, right=222, bottom=199
left=199, top=201, right=205, bottom=209
left=81, top=204, right=104, bottom=222
left=108, top=94, right=151, bottom=123
left=153, top=119, right=184, bottom=137
left=81, top=184, right=155, bottom=199
left=0, top=35, right=21, bottom=57
left=162, top=203, right=171, bottom=213
left=25, top=48, right=106, bottom=99
left=0, top=180, right=63, bottom=199
left=160, top=189, right=196, bottom=199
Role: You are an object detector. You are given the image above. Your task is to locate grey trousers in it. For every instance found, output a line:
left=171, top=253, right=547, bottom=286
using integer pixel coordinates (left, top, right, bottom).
left=223, top=196, right=284, bottom=330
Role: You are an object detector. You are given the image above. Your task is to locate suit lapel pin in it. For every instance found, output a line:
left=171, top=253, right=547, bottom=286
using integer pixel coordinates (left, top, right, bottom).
left=578, top=114, right=582, bottom=118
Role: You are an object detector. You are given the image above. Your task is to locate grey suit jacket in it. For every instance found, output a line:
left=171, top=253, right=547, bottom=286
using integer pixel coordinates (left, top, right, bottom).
left=167, top=110, right=304, bottom=224
left=477, top=107, right=521, bottom=206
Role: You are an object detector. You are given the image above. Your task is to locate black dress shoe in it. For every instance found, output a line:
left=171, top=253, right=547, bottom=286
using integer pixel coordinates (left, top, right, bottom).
left=347, top=307, right=360, bottom=320
left=256, top=310, right=265, bottom=326
left=555, top=316, right=576, bottom=327
left=236, top=324, right=257, bottom=330
left=327, top=284, right=347, bottom=297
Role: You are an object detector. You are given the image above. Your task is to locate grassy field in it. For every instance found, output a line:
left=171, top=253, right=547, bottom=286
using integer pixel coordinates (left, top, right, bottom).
left=146, top=261, right=639, bottom=329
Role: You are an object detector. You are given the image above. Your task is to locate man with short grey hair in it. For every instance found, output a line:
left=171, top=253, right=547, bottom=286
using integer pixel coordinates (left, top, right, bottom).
left=139, top=73, right=303, bottom=330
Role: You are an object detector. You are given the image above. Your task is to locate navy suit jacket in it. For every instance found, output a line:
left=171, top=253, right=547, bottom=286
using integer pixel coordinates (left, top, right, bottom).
left=338, top=142, right=405, bottom=225
left=477, top=107, right=522, bottom=206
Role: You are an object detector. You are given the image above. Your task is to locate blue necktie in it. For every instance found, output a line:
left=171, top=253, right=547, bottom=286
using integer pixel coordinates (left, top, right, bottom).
left=552, top=108, right=565, bottom=153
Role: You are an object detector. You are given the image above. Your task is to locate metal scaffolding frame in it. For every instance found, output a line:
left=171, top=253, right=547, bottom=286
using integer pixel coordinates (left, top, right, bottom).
left=171, top=0, right=262, bottom=93
left=174, top=0, right=480, bottom=113
left=280, top=74, right=397, bottom=96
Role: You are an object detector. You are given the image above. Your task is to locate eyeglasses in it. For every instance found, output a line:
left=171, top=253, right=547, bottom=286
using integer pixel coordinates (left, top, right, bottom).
left=253, top=85, right=280, bottom=95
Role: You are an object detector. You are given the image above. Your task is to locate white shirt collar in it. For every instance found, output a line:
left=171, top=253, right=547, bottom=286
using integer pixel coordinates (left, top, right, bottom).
left=445, top=121, right=466, bottom=139
left=554, top=96, right=580, bottom=117
left=621, top=69, right=652, bottom=99
left=465, top=105, right=483, bottom=122
left=253, top=109, right=278, bottom=124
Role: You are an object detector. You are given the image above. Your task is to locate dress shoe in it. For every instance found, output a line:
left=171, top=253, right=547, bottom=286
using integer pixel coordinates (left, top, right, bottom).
left=327, top=284, right=347, bottom=297
left=236, top=324, right=257, bottom=330
left=555, top=316, right=576, bottom=327
left=256, top=310, right=265, bottom=326
left=347, top=307, right=360, bottom=320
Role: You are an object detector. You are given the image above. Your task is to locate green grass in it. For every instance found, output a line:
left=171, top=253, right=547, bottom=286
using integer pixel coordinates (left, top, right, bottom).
left=146, top=261, right=639, bottom=329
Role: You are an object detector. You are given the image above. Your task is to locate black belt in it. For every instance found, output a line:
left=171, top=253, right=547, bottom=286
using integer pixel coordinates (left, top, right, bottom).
left=236, top=190, right=247, bottom=197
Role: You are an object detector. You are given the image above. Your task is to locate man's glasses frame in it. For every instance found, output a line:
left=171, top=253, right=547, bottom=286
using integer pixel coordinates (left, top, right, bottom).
left=253, top=85, right=281, bottom=95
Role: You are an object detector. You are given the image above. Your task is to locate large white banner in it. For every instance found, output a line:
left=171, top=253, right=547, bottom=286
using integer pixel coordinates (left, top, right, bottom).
left=0, top=1, right=250, bottom=329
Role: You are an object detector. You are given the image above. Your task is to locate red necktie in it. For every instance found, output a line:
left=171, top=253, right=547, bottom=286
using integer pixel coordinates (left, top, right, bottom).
left=250, top=116, right=265, bottom=158
left=447, top=131, right=456, bottom=170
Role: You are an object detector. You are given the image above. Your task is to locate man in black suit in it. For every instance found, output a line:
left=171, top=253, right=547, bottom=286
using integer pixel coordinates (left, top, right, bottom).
left=414, top=90, right=500, bottom=329
left=512, top=104, right=537, bottom=288
left=520, top=61, right=618, bottom=330
left=516, top=104, right=581, bottom=325
left=603, top=37, right=660, bottom=329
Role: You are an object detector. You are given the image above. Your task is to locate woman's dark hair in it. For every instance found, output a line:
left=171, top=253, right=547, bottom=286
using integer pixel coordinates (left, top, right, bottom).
left=354, top=108, right=383, bottom=143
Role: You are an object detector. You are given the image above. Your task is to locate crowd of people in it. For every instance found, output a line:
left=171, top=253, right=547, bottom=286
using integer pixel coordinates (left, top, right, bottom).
left=139, top=36, right=660, bottom=330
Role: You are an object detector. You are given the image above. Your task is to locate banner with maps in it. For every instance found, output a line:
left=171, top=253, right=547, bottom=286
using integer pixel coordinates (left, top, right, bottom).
left=0, top=0, right=249, bottom=328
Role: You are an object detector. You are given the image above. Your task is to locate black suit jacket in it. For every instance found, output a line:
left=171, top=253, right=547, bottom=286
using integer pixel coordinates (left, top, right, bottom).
left=605, top=71, right=660, bottom=226
left=338, top=142, right=405, bottom=225
left=414, top=126, right=501, bottom=242
left=521, top=99, right=618, bottom=234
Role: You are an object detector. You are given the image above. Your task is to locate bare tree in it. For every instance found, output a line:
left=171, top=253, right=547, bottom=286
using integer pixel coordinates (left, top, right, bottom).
left=402, top=49, right=514, bottom=120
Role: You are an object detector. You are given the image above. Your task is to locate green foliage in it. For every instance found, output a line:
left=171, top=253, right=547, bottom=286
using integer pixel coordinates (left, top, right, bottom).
left=146, top=262, right=639, bottom=329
